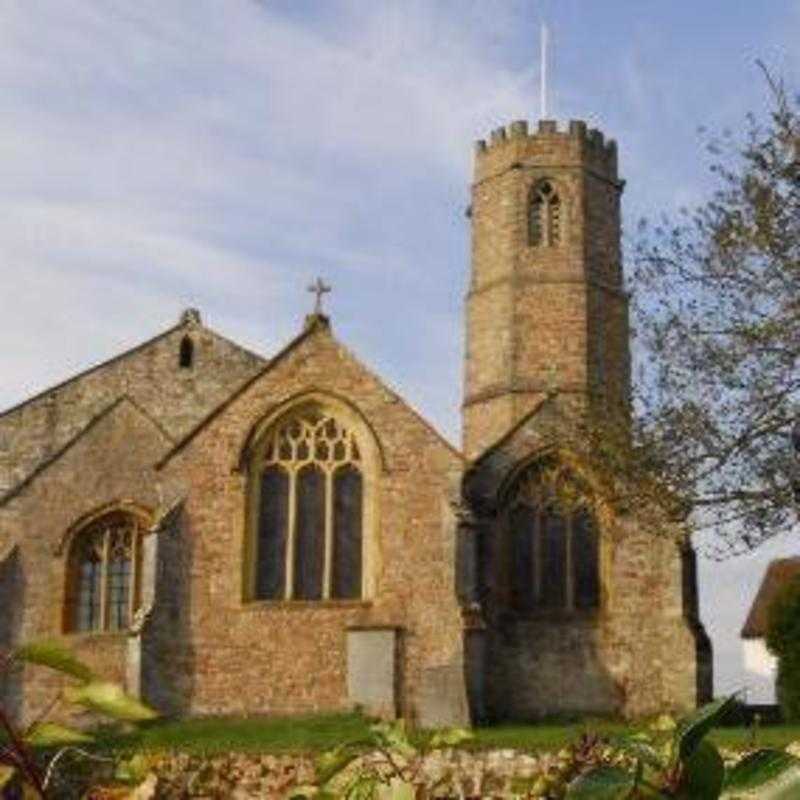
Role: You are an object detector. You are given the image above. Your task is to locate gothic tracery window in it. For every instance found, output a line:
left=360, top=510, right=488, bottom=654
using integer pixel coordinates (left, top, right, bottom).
left=252, top=404, right=364, bottom=601
left=65, top=511, right=148, bottom=633
left=505, top=462, right=599, bottom=613
left=528, top=180, right=563, bottom=247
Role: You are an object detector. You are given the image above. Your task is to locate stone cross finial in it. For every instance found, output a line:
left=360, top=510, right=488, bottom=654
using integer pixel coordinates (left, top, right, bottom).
left=307, top=277, right=331, bottom=315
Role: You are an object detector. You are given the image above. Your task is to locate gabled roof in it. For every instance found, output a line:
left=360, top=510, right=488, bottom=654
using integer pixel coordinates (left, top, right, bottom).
left=468, top=394, right=554, bottom=468
left=0, top=395, right=173, bottom=507
left=156, top=316, right=326, bottom=468
left=157, top=314, right=463, bottom=469
left=741, top=557, right=800, bottom=639
left=0, top=315, right=265, bottom=420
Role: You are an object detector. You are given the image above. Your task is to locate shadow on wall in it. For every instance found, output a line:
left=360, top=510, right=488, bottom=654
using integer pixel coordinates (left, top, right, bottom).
left=485, top=616, right=622, bottom=721
left=141, top=508, right=195, bottom=717
left=681, top=545, right=714, bottom=705
left=0, top=546, right=24, bottom=721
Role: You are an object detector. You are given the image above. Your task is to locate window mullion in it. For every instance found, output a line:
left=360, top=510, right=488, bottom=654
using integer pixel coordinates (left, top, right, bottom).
left=323, top=468, right=333, bottom=600
left=99, top=528, right=110, bottom=631
left=285, top=468, right=298, bottom=599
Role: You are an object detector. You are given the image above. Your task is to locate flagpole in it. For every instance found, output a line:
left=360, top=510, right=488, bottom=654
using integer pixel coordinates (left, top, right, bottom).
left=540, top=23, right=548, bottom=119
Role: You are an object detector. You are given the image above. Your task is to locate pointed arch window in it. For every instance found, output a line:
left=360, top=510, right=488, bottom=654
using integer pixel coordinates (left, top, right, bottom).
left=528, top=180, right=563, bottom=247
left=251, top=404, right=366, bottom=601
left=506, top=461, right=599, bottom=613
left=65, top=511, right=148, bottom=633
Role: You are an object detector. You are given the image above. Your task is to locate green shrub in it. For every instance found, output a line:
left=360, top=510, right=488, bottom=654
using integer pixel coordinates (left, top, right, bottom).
left=766, top=575, right=800, bottom=721
left=0, top=640, right=158, bottom=798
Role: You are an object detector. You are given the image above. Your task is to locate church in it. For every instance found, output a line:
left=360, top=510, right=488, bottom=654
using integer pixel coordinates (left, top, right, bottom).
left=0, top=118, right=712, bottom=726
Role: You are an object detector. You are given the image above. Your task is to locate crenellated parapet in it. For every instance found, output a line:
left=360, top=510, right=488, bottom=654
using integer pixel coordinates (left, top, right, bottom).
left=473, top=119, right=620, bottom=185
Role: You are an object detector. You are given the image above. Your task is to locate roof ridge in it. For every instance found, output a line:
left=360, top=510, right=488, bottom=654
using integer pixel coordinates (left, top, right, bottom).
left=157, top=318, right=464, bottom=469
left=0, top=319, right=267, bottom=421
left=741, top=557, right=800, bottom=639
left=330, top=336, right=464, bottom=464
left=468, top=394, right=554, bottom=466
left=156, top=321, right=322, bottom=468
left=0, top=394, right=173, bottom=507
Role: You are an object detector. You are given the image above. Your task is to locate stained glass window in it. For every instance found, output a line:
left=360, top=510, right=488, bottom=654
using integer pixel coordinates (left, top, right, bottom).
left=333, top=465, right=362, bottom=599
left=256, top=466, right=289, bottom=600
left=253, top=404, right=365, bottom=601
left=505, top=463, right=599, bottom=613
left=294, top=465, right=325, bottom=600
left=510, top=504, right=535, bottom=612
left=573, top=510, right=600, bottom=609
left=66, top=512, right=146, bottom=633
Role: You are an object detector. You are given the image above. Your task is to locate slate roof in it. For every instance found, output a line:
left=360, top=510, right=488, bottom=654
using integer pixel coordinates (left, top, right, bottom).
left=741, top=557, right=800, bottom=639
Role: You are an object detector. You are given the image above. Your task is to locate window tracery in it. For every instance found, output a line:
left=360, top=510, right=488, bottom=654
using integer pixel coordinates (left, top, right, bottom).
left=528, top=180, right=563, bottom=247
left=65, top=511, right=147, bottom=633
left=505, top=461, right=599, bottom=613
left=252, top=404, right=365, bottom=601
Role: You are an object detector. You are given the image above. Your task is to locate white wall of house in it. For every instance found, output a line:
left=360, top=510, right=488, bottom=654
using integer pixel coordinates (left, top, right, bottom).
left=742, top=638, right=777, bottom=705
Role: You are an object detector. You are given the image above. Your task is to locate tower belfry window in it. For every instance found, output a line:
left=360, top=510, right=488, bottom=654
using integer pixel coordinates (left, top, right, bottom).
left=529, top=180, right=562, bottom=247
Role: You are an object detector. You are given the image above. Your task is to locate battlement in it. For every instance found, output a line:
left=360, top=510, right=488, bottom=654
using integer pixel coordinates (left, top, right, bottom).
left=473, top=119, right=619, bottom=183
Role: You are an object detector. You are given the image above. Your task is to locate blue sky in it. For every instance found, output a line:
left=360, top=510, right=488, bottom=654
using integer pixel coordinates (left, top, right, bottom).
left=1, top=0, right=798, bottom=696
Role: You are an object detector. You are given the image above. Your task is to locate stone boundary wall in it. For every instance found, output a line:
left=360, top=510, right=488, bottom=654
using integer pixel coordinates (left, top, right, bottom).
left=110, top=748, right=565, bottom=799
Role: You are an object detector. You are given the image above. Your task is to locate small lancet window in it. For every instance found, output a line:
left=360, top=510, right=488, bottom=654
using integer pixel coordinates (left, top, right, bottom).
left=179, top=336, right=194, bottom=369
left=528, top=180, right=563, bottom=247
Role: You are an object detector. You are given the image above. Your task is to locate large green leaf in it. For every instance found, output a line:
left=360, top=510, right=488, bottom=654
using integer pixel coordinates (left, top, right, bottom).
left=678, top=740, right=724, bottom=799
left=15, top=640, right=93, bottom=683
left=721, top=749, right=800, bottom=799
left=674, top=694, right=738, bottom=762
left=63, top=681, right=158, bottom=721
left=0, top=765, right=15, bottom=790
left=566, top=766, right=636, bottom=799
left=25, top=722, right=94, bottom=747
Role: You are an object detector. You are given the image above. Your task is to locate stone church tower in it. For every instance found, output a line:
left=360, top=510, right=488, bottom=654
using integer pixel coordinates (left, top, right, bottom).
left=461, top=120, right=712, bottom=720
left=464, top=119, right=629, bottom=459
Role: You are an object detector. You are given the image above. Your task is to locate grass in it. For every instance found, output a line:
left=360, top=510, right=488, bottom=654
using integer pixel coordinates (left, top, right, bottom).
left=82, top=712, right=800, bottom=756
left=710, top=724, right=800, bottom=751
left=470, top=719, right=640, bottom=752
left=92, top=712, right=373, bottom=756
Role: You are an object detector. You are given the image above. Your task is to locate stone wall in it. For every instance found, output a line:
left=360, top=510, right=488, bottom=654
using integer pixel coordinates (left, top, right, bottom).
left=0, top=312, right=265, bottom=723
left=0, top=311, right=263, bottom=500
left=155, top=320, right=469, bottom=725
left=1, top=398, right=171, bottom=722
left=463, top=397, right=710, bottom=719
